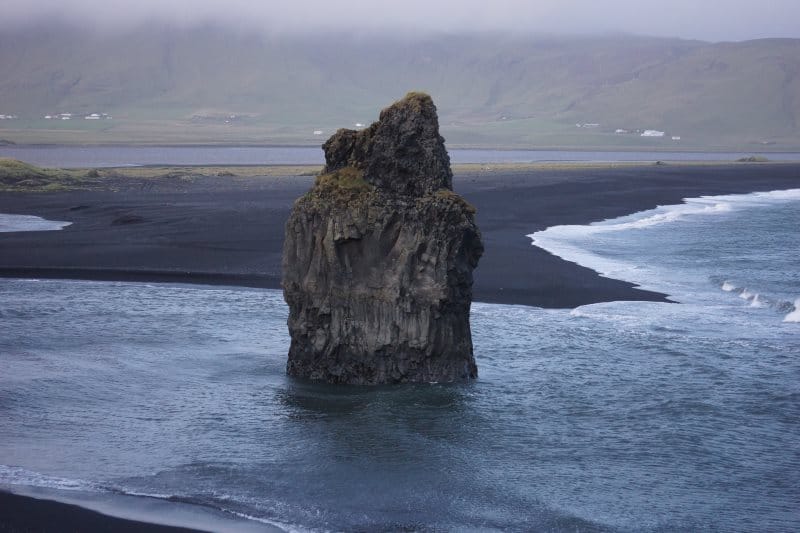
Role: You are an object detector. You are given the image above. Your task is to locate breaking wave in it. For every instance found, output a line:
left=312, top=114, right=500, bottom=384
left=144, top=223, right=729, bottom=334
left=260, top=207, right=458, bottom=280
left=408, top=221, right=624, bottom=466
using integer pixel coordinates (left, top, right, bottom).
left=529, top=188, right=800, bottom=251
left=718, top=280, right=797, bottom=318
left=784, top=300, right=800, bottom=323
left=528, top=188, right=800, bottom=322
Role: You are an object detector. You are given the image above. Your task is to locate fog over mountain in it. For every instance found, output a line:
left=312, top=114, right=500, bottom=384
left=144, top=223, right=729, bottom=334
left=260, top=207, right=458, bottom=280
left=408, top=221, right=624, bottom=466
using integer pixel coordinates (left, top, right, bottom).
left=5, top=0, right=800, bottom=41
left=2, top=3, right=799, bottom=148
left=1, top=26, right=798, bottom=149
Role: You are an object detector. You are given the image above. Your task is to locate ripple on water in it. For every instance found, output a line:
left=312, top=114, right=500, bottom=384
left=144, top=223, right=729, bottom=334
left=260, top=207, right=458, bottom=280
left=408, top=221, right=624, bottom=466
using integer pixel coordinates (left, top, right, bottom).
left=0, top=268, right=799, bottom=531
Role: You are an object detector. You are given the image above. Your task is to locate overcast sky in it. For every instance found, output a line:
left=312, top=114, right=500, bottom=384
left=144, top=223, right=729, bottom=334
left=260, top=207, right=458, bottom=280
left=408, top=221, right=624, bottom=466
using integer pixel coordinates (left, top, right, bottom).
left=6, top=0, right=800, bottom=41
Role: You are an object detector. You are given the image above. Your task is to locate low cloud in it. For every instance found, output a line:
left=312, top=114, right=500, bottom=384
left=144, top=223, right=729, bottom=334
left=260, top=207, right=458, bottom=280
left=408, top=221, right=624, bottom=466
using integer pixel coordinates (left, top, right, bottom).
left=5, top=0, right=800, bottom=41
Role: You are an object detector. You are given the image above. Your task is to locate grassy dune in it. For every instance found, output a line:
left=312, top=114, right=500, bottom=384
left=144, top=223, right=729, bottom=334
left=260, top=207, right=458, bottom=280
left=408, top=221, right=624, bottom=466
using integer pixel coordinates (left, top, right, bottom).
left=0, top=158, right=88, bottom=191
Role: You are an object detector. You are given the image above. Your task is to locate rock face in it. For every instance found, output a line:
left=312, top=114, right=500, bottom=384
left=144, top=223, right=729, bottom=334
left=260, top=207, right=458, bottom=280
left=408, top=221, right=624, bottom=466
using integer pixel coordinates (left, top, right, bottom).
left=282, top=92, right=483, bottom=384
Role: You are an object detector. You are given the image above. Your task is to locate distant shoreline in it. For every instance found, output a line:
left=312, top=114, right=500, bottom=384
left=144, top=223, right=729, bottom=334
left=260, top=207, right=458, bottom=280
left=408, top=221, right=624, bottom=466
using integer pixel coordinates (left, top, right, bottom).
left=3, top=144, right=800, bottom=174
left=3, top=141, right=800, bottom=153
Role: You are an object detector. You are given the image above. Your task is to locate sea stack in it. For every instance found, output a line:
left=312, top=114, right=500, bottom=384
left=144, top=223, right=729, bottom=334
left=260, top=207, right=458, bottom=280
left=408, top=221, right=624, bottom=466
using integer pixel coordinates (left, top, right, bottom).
left=282, top=92, right=483, bottom=384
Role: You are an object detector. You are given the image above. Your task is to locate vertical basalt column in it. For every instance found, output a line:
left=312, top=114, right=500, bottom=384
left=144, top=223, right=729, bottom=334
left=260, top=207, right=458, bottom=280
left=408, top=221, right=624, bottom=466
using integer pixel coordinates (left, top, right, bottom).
left=282, top=92, right=483, bottom=384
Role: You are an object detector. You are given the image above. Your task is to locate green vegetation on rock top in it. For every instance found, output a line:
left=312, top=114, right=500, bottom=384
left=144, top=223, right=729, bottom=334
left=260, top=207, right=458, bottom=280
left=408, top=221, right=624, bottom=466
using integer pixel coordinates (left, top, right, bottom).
left=307, top=166, right=374, bottom=207
left=433, top=188, right=477, bottom=215
left=395, top=91, right=434, bottom=112
left=314, top=166, right=371, bottom=192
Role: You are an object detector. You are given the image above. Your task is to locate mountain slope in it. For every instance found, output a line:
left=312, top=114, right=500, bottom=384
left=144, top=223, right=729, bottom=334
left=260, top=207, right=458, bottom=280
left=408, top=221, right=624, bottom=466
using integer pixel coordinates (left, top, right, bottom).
left=0, top=25, right=797, bottom=148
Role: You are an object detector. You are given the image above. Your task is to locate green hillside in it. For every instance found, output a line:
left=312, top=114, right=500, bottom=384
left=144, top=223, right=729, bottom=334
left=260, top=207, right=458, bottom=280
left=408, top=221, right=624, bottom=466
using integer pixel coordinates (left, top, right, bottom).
left=0, top=25, right=798, bottom=149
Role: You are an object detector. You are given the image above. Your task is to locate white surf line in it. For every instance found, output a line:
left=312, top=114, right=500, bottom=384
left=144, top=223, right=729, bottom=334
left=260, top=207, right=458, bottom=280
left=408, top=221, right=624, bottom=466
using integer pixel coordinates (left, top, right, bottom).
left=0, top=214, right=72, bottom=232
left=526, top=188, right=800, bottom=296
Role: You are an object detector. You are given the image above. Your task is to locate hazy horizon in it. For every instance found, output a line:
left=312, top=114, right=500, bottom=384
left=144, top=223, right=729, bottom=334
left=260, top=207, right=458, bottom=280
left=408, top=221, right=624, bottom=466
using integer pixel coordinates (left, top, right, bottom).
left=5, top=0, right=800, bottom=42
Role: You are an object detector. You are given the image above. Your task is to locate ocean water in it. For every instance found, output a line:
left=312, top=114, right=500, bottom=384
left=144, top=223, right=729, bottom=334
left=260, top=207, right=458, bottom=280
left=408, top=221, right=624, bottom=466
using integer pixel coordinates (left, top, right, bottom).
left=1, top=190, right=799, bottom=532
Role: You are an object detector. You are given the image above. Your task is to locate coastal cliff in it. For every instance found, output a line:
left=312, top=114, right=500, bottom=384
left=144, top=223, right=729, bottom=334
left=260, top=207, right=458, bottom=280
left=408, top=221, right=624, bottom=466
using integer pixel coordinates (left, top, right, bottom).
left=282, top=92, right=483, bottom=384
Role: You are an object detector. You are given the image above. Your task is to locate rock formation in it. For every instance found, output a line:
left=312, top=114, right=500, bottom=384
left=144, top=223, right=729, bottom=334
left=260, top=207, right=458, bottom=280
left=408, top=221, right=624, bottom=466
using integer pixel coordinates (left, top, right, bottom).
left=282, top=92, right=483, bottom=384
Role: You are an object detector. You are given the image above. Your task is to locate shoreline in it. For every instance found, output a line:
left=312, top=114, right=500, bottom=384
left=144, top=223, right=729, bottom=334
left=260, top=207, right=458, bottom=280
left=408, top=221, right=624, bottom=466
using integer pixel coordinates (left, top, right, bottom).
left=0, top=490, right=209, bottom=533
left=1, top=162, right=798, bottom=308
left=0, top=488, right=279, bottom=533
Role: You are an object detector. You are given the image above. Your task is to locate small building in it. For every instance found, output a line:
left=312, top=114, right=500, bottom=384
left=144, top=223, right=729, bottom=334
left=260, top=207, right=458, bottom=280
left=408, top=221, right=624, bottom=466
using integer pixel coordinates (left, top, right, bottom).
left=671, top=136, right=681, bottom=141
left=641, top=130, right=665, bottom=137
left=313, top=130, right=324, bottom=135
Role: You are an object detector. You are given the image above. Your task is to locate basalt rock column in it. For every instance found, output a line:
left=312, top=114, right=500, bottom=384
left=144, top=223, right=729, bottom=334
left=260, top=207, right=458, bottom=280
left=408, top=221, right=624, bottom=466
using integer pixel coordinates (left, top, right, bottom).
left=282, top=92, right=483, bottom=384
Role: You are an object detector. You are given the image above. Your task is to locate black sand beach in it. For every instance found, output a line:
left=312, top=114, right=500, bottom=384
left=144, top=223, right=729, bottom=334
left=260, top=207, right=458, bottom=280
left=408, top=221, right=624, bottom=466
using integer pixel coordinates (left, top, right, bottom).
left=1, top=161, right=799, bottom=531
left=1, top=162, right=798, bottom=308
left=0, top=490, right=205, bottom=533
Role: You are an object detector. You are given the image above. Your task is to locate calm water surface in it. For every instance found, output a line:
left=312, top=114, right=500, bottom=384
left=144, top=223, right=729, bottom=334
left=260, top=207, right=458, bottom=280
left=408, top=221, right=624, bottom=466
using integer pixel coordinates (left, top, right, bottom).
left=2, top=145, right=799, bottom=168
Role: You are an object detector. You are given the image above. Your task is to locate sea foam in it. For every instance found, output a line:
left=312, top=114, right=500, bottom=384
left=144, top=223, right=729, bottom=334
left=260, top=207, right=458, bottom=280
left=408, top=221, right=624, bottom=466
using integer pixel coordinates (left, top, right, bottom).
left=528, top=188, right=800, bottom=310
left=529, top=188, right=800, bottom=245
left=526, top=197, right=743, bottom=285
left=0, top=464, right=300, bottom=532
left=717, top=280, right=798, bottom=317
left=0, top=213, right=72, bottom=232
left=784, top=300, right=800, bottom=323
left=0, top=464, right=97, bottom=492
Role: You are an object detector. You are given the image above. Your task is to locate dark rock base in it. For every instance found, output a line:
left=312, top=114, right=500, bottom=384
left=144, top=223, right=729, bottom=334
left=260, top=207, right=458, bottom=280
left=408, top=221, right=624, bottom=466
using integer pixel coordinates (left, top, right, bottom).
left=283, top=187, right=482, bottom=385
